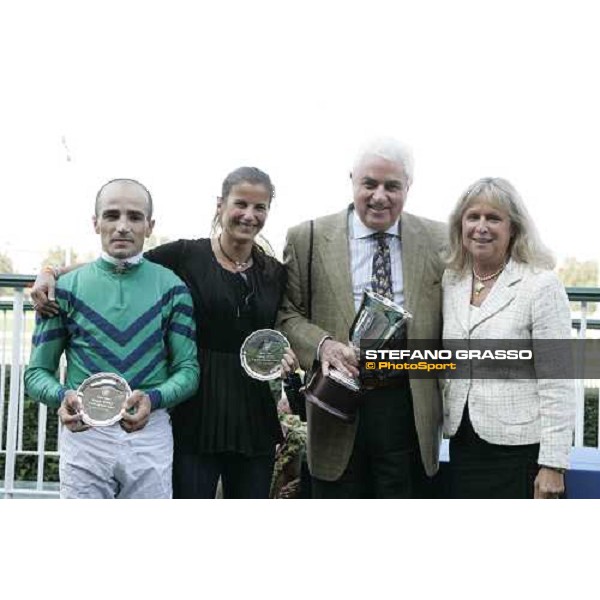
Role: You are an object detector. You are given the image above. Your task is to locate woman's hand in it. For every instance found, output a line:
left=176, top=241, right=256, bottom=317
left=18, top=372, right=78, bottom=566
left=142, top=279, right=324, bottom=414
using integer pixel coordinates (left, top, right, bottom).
left=280, top=347, right=299, bottom=378
left=31, top=270, right=60, bottom=317
left=534, top=467, right=565, bottom=499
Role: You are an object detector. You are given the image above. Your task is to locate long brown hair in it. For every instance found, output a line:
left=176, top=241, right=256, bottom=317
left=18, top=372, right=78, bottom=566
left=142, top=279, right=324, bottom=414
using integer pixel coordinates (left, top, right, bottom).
left=211, top=166, right=277, bottom=261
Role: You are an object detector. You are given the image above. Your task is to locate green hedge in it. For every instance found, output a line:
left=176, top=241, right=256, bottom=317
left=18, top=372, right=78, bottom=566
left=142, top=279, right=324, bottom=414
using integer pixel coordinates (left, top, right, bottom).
left=1, top=371, right=60, bottom=482
left=584, top=388, right=599, bottom=447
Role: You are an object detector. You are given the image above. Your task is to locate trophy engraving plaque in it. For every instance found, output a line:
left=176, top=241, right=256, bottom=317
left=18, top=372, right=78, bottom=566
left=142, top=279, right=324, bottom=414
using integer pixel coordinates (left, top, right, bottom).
left=77, top=373, right=131, bottom=427
left=241, top=329, right=290, bottom=381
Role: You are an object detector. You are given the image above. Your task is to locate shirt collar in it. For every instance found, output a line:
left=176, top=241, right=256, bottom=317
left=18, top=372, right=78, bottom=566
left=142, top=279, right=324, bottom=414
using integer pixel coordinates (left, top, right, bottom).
left=350, top=208, right=400, bottom=240
left=100, top=251, right=144, bottom=266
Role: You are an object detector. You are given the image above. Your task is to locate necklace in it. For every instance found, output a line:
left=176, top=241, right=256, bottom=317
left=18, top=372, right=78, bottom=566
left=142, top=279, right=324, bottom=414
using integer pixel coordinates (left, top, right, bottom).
left=218, top=235, right=252, bottom=270
left=473, top=263, right=505, bottom=295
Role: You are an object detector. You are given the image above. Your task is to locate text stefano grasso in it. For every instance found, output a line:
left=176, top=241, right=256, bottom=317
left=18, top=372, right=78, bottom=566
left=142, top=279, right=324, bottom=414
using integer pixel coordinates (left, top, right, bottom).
left=363, top=349, right=533, bottom=360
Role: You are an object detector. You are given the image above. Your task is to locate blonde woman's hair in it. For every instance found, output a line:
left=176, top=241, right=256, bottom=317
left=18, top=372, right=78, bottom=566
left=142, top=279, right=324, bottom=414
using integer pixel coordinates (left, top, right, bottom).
left=446, top=177, right=555, bottom=272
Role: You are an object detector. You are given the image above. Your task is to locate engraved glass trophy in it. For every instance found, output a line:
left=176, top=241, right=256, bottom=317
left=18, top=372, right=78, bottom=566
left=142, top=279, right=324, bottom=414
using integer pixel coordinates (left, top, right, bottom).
left=240, top=329, right=290, bottom=381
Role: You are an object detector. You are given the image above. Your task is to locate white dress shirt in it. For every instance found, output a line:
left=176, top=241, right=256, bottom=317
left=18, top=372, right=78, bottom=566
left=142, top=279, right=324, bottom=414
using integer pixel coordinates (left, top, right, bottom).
left=348, top=208, right=404, bottom=311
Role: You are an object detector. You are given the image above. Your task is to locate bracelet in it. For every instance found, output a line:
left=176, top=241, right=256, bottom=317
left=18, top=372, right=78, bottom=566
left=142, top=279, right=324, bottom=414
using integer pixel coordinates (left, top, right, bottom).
left=42, top=265, right=61, bottom=279
left=540, top=465, right=566, bottom=474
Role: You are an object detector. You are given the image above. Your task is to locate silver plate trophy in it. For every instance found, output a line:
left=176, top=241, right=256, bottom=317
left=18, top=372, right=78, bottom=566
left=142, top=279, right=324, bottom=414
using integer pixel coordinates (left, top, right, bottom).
left=304, top=290, right=412, bottom=422
left=240, top=329, right=290, bottom=381
left=77, top=373, right=132, bottom=427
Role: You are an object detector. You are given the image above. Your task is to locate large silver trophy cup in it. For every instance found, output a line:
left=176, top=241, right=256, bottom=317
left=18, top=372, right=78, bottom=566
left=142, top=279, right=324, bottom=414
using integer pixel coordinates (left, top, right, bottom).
left=303, top=290, right=412, bottom=423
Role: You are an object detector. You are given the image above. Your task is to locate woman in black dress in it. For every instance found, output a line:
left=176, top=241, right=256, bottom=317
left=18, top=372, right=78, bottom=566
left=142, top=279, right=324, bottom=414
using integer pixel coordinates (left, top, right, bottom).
left=144, top=167, right=297, bottom=498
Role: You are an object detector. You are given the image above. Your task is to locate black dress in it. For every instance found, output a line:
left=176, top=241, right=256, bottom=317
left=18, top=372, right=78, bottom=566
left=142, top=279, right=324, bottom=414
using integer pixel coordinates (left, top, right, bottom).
left=145, top=239, right=285, bottom=465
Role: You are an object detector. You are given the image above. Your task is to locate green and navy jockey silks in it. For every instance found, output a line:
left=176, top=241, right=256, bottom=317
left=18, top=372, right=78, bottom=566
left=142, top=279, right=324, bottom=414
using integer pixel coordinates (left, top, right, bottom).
left=25, top=258, right=199, bottom=410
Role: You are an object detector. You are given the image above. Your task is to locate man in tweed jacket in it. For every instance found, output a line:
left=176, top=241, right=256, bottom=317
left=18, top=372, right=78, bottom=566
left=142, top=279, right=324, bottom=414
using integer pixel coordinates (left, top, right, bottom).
left=277, top=138, right=446, bottom=498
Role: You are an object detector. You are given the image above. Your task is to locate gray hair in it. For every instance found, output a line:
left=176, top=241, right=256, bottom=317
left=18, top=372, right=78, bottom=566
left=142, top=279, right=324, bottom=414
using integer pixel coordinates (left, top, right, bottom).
left=351, top=137, right=414, bottom=186
left=446, top=177, right=555, bottom=272
left=95, top=178, right=153, bottom=219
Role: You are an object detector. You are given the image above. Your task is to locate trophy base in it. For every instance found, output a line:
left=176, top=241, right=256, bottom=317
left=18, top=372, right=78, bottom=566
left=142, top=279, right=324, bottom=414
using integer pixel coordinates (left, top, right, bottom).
left=327, top=369, right=361, bottom=391
left=302, top=368, right=363, bottom=424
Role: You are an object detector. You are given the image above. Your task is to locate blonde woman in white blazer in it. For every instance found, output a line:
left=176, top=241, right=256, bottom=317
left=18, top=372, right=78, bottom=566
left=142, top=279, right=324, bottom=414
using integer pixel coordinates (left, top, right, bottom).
left=442, top=177, right=575, bottom=499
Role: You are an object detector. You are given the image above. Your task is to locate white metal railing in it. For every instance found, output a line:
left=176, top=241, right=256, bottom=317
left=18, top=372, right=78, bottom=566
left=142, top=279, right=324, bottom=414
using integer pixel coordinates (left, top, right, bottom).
left=569, top=288, right=600, bottom=448
left=1, top=275, right=61, bottom=498
left=1, top=276, right=600, bottom=498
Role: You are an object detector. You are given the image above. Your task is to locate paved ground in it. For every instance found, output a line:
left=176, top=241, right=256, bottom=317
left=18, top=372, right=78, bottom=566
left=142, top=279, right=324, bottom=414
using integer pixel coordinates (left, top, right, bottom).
left=1, top=480, right=59, bottom=499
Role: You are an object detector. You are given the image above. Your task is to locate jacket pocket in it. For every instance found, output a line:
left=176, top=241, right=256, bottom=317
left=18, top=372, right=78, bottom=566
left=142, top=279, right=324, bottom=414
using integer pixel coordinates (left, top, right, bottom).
left=494, top=395, right=540, bottom=425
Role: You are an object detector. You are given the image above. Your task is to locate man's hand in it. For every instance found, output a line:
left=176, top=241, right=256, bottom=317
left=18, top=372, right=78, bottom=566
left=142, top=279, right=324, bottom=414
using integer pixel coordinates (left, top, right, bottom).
left=58, top=391, right=90, bottom=433
left=320, top=339, right=359, bottom=378
left=120, top=390, right=152, bottom=433
left=31, top=270, right=60, bottom=317
left=534, top=467, right=565, bottom=499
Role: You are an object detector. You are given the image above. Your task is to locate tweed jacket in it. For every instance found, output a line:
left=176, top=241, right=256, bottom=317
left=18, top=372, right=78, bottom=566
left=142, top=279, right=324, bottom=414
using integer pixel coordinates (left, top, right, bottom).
left=276, top=207, right=446, bottom=481
left=442, top=260, right=575, bottom=469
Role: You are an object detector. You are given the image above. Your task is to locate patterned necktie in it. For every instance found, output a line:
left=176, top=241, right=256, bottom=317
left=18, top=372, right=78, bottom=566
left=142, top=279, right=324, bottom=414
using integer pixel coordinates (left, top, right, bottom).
left=371, top=232, right=393, bottom=300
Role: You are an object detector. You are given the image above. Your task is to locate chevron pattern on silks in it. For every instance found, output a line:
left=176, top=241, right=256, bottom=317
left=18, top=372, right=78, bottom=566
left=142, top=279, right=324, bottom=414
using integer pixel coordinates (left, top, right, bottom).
left=371, top=232, right=393, bottom=300
left=25, top=258, right=198, bottom=409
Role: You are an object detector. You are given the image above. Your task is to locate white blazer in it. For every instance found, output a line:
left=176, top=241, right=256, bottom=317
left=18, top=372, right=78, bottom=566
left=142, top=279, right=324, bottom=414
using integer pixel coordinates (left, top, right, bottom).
left=442, top=259, right=575, bottom=469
